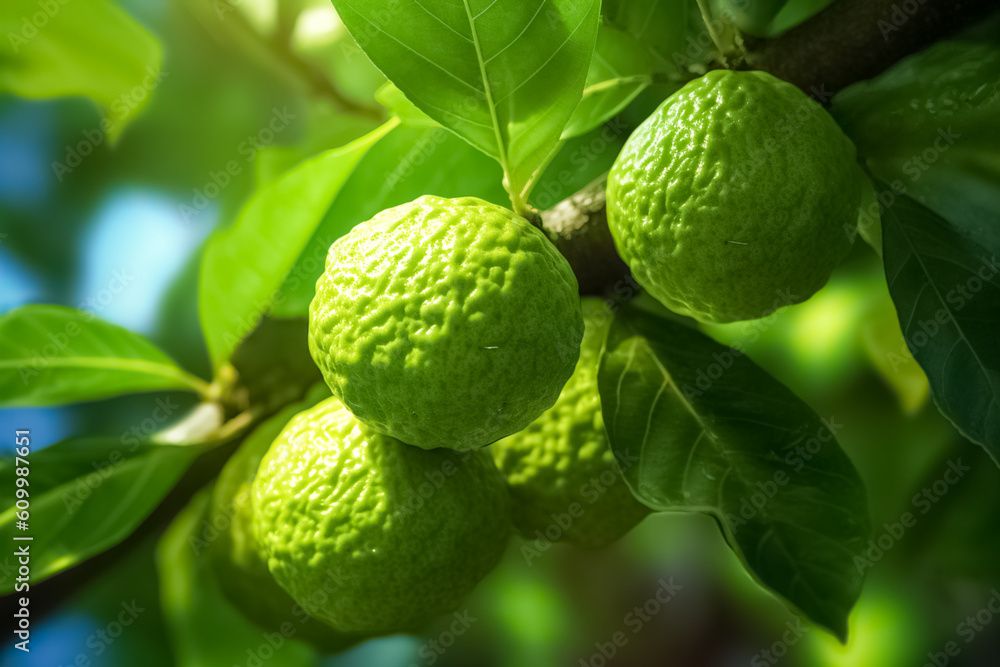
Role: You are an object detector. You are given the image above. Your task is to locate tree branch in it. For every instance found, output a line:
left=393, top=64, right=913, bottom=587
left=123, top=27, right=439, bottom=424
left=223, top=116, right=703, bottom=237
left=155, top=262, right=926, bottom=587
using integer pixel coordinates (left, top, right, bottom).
left=540, top=175, right=629, bottom=294
left=742, top=0, right=998, bottom=98
left=545, top=0, right=997, bottom=294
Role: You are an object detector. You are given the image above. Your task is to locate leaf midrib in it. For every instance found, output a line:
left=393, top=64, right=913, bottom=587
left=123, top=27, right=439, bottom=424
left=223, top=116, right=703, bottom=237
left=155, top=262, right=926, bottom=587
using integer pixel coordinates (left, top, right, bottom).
left=0, top=356, right=206, bottom=394
left=461, top=0, right=510, bottom=179
left=890, top=213, right=1000, bottom=404
left=638, top=337, right=828, bottom=608
left=0, top=450, right=167, bottom=525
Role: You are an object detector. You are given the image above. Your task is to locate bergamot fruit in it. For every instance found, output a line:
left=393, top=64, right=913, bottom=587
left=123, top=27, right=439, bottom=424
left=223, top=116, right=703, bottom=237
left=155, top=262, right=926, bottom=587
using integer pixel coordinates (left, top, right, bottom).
left=252, top=396, right=511, bottom=635
left=209, top=387, right=362, bottom=652
left=606, top=69, right=861, bottom=323
left=308, top=195, right=583, bottom=451
left=492, top=299, right=650, bottom=549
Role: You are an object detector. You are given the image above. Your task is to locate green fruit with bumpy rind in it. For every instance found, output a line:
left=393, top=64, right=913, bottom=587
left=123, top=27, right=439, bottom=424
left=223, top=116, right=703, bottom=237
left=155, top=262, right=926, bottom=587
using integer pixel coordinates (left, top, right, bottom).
left=252, top=396, right=511, bottom=635
left=492, top=299, right=649, bottom=548
left=607, top=69, right=861, bottom=324
left=308, top=195, right=583, bottom=451
left=209, top=386, right=363, bottom=653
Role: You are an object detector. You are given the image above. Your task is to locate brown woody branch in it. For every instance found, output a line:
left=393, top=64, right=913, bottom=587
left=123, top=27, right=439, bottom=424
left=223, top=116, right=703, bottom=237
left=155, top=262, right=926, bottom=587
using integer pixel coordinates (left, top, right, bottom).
left=742, top=0, right=998, bottom=97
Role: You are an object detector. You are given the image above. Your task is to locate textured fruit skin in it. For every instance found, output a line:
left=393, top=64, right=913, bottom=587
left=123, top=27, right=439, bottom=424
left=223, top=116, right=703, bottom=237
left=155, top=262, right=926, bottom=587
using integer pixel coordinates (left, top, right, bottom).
left=492, top=299, right=649, bottom=548
left=309, top=195, right=583, bottom=451
left=209, top=389, right=363, bottom=653
left=252, top=397, right=511, bottom=635
left=607, top=70, right=860, bottom=323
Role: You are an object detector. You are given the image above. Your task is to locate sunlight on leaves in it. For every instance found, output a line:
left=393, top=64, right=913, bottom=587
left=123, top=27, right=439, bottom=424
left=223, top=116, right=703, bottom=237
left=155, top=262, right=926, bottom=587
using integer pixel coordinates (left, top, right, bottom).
left=0, top=305, right=208, bottom=407
left=562, top=25, right=653, bottom=139
left=198, top=121, right=396, bottom=370
left=332, top=0, right=601, bottom=212
left=0, top=0, right=163, bottom=143
left=0, top=438, right=200, bottom=593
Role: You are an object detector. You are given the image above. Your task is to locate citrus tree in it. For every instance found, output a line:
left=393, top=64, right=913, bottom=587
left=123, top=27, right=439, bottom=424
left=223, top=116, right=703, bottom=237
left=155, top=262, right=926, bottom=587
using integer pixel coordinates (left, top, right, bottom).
left=2, top=0, right=999, bottom=664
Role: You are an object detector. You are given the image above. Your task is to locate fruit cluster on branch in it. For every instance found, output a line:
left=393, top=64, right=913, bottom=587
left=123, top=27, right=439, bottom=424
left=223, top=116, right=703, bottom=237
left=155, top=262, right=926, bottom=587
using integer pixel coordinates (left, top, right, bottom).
left=543, top=0, right=996, bottom=295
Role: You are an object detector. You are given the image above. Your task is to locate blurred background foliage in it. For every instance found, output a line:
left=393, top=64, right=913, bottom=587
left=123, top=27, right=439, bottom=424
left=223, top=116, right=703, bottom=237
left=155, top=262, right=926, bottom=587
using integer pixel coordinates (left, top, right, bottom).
left=2, top=0, right=999, bottom=665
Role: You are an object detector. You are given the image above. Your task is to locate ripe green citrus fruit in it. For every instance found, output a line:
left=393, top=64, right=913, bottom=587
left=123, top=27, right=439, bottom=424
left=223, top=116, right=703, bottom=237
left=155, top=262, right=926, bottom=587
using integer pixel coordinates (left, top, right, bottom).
left=209, top=388, right=362, bottom=652
left=492, top=299, right=649, bottom=549
left=606, top=69, right=861, bottom=323
left=252, top=396, right=511, bottom=635
left=309, top=195, right=584, bottom=451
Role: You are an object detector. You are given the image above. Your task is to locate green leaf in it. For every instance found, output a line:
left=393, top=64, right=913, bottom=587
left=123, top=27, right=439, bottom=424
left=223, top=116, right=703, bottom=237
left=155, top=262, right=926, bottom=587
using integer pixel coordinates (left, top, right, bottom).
left=562, top=26, right=653, bottom=139
left=769, top=0, right=835, bottom=34
left=0, top=305, right=208, bottom=407
left=598, top=305, right=870, bottom=639
left=0, top=438, right=200, bottom=593
left=528, top=125, right=626, bottom=210
left=158, top=491, right=318, bottom=667
left=859, top=284, right=929, bottom=415
left=880, top=188, right=1000, bottom=466
left=375, top=82, right=438, bottom=128
left=255, top=105, right=380, bottom=187
left=602, top=0, right=700, bottom=74
left=331, top=0, right=601, bottom=212
left=274, top=124, right=507, bottom=316
left=198, top=121, right=396, bottom=370
left=0, top=0, right=163, bottom=143
left=229, top=318, right=322, bottom=411
left=832, top=41, right=1000, bottom=250
left=842, top=40, right=1000, bottom=464
left=719, top=0, right=789, bottom=36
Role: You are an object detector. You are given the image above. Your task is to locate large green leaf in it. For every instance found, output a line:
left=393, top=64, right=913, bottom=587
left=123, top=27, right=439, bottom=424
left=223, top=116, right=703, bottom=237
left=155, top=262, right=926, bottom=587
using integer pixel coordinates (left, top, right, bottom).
left=331, top=0, right=601, bottom=212
left=562, top=25, right=653, bottom=139
left=274, top=123, right=507, bottom=316
left=598, top=305, right=870, bottom=639
left=158, top=491, right=318, bottom=667
left=834, top=42, right=1000, bottom=464
left=832, top=41, right=1000, bottom=250
left=198, top=121, right=395, bottom=369
left=880, top=189, right=1000, bottom=466
left=0, top=0, right=162, bottom=143
left=0, top=438, right=200, bottom=593
left=0, top=305, right=208, bottom=407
